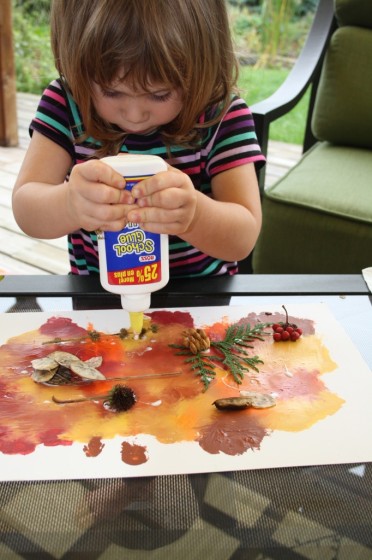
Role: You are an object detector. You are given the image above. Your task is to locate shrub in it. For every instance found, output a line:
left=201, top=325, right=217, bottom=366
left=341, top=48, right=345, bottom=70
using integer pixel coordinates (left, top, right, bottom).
left=12, top=0, right=55, bottom=93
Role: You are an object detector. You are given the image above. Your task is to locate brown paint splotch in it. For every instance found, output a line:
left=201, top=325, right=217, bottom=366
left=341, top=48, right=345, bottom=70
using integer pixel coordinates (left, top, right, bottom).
left=84, top=436, right=105, bottom=457
left=197, top=412, right=269, bottom=455
left=121, top=441, right=148, bottom=465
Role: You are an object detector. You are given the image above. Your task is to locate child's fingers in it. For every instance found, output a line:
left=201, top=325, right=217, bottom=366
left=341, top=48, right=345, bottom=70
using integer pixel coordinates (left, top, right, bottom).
left=78, top=159, right=126, bottom=189
left=132, top=170, right=194, bottom=209
left=72, top=181, right=134, bottom=206
left=136, top=187, right=186, bottom=209
left=80, top=201, right=136, bottom=232
left=71, top=161, right=134, bottom=205
left=131, top=168, right=181, bottom=198
left=127, top=206, right=180, bottom=223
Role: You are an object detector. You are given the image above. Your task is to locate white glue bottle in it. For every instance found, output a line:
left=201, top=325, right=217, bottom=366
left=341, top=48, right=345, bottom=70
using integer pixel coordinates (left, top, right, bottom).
left=97, top=154, right=169, bottom=335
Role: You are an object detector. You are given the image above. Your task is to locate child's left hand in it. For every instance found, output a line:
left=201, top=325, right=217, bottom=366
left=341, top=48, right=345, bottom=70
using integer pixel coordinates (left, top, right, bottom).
left=127, top=165, right=198, bottom=235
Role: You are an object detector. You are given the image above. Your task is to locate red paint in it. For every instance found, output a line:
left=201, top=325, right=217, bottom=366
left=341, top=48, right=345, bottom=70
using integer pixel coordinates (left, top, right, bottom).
left=1, top=437, right=37, bottom=455
left=148, top=310, right=194, bottom=328
left=39, top=316, right=88, bottom=337
left=42, top=428, right=72, bottom=448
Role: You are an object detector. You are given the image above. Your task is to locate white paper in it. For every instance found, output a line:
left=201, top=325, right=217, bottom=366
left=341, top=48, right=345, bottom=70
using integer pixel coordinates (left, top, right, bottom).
left=0, top=303, right=372, bottom=481
left=362, top=267, right=372, bottom=292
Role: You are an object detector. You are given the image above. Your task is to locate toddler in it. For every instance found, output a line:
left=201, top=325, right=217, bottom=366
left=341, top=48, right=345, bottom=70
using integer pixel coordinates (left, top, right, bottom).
left=13, top=0, right=265, bottom=277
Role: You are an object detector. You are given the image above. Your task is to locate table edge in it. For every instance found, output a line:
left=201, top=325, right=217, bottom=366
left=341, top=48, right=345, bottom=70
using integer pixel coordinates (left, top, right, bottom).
left=0, top=274, right=368, bottom=297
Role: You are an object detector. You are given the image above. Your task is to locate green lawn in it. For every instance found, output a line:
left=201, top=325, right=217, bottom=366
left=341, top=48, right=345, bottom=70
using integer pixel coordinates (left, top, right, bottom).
left=238, top=65, right=309, bottom=145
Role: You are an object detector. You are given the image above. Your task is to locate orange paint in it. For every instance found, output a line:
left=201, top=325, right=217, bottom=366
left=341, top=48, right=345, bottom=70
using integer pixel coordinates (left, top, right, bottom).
left=0, top=310, right=344, bottom=460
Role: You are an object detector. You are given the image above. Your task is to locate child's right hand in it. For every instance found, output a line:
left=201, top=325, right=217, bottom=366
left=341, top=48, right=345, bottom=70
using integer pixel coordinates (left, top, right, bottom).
left=67, top=160, right=136, bottom=232
left=13, top=133, right=137, bottom=239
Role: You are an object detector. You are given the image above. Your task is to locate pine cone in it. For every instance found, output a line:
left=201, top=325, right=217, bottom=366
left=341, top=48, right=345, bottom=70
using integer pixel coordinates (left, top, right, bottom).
left=183, top=328, right=210, bottom=354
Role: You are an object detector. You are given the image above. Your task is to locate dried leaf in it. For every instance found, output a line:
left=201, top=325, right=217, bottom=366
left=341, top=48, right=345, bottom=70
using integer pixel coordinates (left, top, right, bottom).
left=70, top=361, right=106, bottom=380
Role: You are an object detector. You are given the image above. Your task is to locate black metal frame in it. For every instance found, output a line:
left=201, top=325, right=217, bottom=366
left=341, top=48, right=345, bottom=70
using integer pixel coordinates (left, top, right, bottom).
left=0, top=274, right=368, bottom=297
left=251, top=0, right=337, bottom=193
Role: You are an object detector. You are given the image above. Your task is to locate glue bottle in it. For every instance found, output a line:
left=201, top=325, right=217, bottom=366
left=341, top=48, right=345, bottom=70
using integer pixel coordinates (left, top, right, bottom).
left=97, top=154, right=169, bottom=335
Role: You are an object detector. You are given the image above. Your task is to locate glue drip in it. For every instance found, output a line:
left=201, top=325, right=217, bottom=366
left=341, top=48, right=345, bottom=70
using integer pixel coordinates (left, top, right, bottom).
left=130, top=311, right=144, bottom=337
left=120, top=293, right=150, bottom=337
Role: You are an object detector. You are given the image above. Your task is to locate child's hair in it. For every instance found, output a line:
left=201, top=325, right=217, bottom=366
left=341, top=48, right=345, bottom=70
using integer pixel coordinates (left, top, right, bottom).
left=50, top=0, right=239, bottom=155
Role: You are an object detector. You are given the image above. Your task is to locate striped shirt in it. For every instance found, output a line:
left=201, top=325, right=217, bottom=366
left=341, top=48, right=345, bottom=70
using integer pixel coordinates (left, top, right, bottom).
left=30, top=79, right=265, bottom=277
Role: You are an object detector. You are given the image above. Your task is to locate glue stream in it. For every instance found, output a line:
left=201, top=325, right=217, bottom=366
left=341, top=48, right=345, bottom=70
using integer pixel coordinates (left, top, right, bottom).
left=97, top=155, right=169, bottom=335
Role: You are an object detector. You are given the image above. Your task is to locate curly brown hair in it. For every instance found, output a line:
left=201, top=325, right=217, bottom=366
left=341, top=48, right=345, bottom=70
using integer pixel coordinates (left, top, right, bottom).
left=50, top=0, right=239, bottom=155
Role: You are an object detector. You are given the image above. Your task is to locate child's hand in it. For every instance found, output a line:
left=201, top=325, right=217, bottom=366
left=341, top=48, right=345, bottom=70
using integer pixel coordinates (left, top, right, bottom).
left=127, top=165, right=198, bottom=235
left=67, top=160, right=135, bottom=232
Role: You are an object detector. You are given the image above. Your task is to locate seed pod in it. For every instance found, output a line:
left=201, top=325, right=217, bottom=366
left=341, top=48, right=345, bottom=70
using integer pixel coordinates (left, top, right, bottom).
left=189, top=341, right=199, bottom=355
left=239, top=391, right=276, bottom=409
left=213, top=397, right=252, bottom=410
left=107, top=385, right=136, bottom=412
left=31, top=367, right=58, bottom=383
left=31, top=356, right=59, bottom=371
left=48, top=351, right=81, bottom=368
left=70, top=361, right=106, bottom=380
left=46, top=365, right=72, bottom=385
left=31, top=351, right=105, bottom=384
left=183, top=328, right=210, bottom=354
left=213, top=393, right=276, bottom=411
left=84, top=356, right=103, bottom=368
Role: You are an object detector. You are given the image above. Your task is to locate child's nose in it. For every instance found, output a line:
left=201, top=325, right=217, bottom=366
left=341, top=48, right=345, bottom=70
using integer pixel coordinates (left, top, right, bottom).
left=122, top=99, right=147, bottom=123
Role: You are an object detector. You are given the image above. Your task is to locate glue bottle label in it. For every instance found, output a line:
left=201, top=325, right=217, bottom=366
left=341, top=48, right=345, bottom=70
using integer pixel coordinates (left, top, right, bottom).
left=104, top=177, right=162, bottom=286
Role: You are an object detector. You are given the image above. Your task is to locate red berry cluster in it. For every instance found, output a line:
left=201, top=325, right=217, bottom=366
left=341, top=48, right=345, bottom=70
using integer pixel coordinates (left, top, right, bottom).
left=272, top=305, right=302, bottom=342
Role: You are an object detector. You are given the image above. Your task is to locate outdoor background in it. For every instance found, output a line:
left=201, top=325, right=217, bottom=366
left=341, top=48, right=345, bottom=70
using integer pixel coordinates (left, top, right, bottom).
left=12, top=0, right=319, bottom=146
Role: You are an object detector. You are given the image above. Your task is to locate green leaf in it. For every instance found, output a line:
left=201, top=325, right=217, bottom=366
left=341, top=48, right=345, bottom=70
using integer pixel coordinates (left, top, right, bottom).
left=170, top=321, right=270, bottom=390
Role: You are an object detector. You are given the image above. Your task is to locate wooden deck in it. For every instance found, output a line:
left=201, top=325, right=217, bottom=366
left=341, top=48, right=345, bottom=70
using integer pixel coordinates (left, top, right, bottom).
left=0, top=92, right=302, bottom=275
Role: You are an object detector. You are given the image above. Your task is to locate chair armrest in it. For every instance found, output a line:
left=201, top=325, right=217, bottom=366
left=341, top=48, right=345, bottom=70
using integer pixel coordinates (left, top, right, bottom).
left=251, top=0, right=336, bottom=192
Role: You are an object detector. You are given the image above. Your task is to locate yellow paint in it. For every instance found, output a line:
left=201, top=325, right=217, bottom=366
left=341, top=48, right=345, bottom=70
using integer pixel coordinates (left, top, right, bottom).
left=254, top=335, right=338, bottom=375
left=260, top=392, right=345, bottom=432
left=129, top=311, right=144, bottom=335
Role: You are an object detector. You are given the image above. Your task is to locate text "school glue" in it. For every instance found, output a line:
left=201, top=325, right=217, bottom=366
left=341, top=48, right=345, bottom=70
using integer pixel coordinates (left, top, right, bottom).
left=97, top=154, right=169, bottom=335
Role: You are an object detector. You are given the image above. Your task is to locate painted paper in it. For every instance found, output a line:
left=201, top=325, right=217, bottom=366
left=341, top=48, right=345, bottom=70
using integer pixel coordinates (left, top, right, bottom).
left=0, top=304, right=371, bottom=481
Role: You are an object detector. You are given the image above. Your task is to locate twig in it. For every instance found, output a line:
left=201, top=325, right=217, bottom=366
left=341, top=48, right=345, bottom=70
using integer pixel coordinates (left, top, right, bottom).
left=96, top=371, right=182, bottom=382
left=52, top=371, right=182, bottom=404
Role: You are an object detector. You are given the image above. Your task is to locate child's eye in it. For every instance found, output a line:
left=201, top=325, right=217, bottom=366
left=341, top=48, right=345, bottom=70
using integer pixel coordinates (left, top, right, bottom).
left=150, top=92, right=172, bottom=103
left=100, top=88, right=172, bottom=102
left=101, top=89, right=120, bottom=98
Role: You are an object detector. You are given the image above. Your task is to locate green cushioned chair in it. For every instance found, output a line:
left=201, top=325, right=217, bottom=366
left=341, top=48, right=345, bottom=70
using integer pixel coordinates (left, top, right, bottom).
left=251, top=0, right=372, bottom=274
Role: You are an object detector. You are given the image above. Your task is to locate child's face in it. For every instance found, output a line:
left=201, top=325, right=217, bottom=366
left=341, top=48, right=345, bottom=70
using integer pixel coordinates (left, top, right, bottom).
left=93, top=80, right=183, bottom=135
